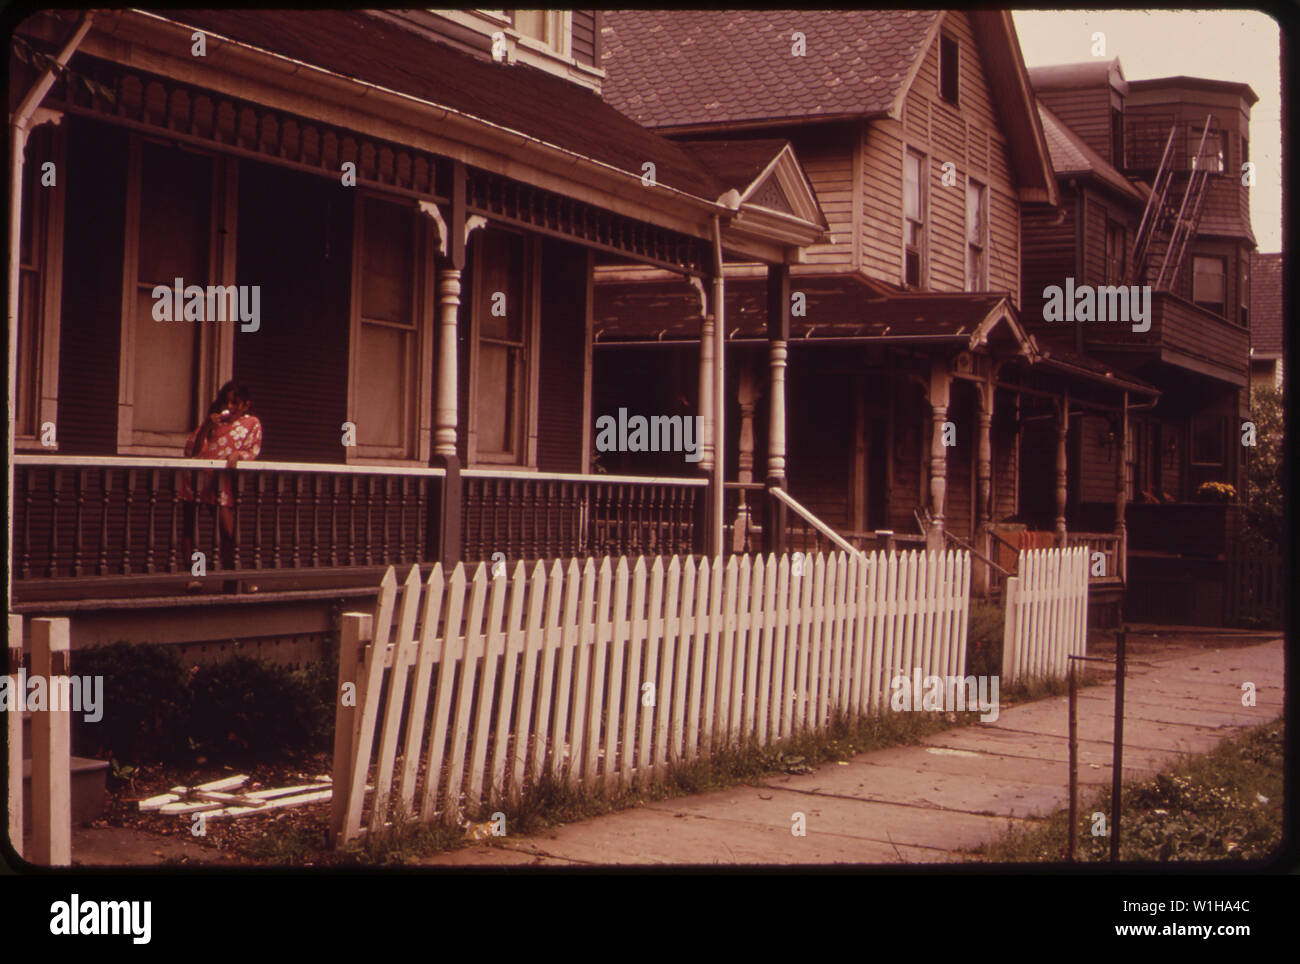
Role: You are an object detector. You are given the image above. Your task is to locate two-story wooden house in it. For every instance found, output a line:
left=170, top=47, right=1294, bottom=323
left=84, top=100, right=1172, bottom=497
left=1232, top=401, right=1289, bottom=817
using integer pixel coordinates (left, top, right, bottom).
left=595, top=10, right=1153, bottom=611
left=8, top=9, right=830, bottom=652
left=1022, top=60, right=1258, bottom=625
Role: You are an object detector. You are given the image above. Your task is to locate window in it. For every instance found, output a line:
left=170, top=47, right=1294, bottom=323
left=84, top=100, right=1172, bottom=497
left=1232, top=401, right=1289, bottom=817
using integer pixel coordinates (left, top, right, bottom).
left=510, top=10, right=571, bottom=57
left=1192, top=255, right=1226, bottom=316
left=1110, top=108, right=1125, bottom=167
left=469, top=227, right=540, bottom=465
left=1239, top=256, right=1250, bottom=327
left=939, top=34, right=959, bottom=104
left=903, top=150, right=927, bottom=288
left=349, top=193, right=427, bottom=460
left=1190, top=415, right=1226, bottom=465
left=1105, top=219, right=1127, bottom=286
left=1188, top=127, right=1224, bottom=174
left=965, top=178, right=988, bottom=291
left=15, top=123, right=65, bottom=448
left=118, top=136, right=234, bottom=453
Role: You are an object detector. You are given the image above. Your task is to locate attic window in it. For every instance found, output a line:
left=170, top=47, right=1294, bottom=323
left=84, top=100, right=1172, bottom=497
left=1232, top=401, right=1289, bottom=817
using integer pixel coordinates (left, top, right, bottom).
left=939, top=34, right=959, bottom=105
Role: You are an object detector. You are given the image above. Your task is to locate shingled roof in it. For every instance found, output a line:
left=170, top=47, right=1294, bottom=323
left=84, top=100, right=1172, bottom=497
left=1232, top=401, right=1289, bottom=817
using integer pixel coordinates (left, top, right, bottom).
left=1038, top=103, right=1146, bottom=205
left=1250, top=252, right=1283, bottom=356
left=602, top=9, right=941, bottom=131
left=156, top=9, right=726, bottom=200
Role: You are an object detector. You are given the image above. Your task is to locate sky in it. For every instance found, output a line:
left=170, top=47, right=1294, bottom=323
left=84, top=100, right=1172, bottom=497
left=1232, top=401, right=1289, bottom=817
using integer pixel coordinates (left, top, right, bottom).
left=1012, top=9, right=1283, bottom=253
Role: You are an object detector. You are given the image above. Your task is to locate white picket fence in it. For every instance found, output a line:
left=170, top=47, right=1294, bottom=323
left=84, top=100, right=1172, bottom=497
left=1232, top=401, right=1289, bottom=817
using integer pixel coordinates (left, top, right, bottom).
left=1000, top=547, right=1090, bottom=682
left=6, top=614, right=73, bottom=864
left=329, top=548, right=970, bottom=844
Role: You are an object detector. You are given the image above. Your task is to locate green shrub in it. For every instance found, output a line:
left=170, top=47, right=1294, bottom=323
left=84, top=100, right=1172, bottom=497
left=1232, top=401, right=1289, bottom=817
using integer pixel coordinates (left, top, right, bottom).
left=71, top=640, right=339, bottom=766
left=71, top=641, right=192, bottom=764
left=187, top=655, right=329, bottom=763
left=965, top=599, right=1004, bottom=677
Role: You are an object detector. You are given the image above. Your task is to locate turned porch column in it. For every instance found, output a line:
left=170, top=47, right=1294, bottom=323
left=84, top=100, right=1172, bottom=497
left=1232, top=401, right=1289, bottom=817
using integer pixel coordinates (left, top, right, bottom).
left=420, top=160, right=484, bottom=566
left=1114, top=391, right=1129, bottom=582
left=927, top=357, right=951, bottom=553
left=1055, top=389, right=1070, bottom=548
left=733, top=365, right=757, bottom=553
left=974, top=375, right=994, bottom=595
left=693, top=276, right=715, bottom=475
left=764, top=263, right=790, bottom=555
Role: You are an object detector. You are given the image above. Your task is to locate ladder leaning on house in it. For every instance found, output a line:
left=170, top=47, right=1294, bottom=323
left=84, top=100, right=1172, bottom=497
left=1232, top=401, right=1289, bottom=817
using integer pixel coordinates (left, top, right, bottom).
left=1129, top=114, right=1216, bottom=292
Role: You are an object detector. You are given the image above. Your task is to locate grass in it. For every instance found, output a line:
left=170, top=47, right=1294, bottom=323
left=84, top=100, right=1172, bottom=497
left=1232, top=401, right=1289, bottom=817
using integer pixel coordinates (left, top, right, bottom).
left=965, top=716, right=1285, bottom=864
left=351, top=706, right=991, bottom=861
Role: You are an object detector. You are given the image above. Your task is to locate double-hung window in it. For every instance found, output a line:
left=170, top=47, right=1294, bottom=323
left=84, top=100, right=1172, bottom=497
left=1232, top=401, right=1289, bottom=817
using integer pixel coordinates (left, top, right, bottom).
left=469, top=227, right=540, bottom=466
left=965, top=178, right=988, bottom=291
left=1105, top=219, right=1127, bottom=286
left=16, top=123, right=65, bottom=449
left=118, top=136, right=235, bottom=453
left=1192, top=255, right=1226, bottom=317
left=903, top=150, right=927, bottom=288
left=349, top=193, right=431, bottom=461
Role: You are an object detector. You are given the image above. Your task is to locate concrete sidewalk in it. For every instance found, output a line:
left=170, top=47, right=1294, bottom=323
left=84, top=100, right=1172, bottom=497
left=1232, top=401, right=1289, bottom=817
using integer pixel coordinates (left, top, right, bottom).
left=418, top=634, right=1284, bottom=866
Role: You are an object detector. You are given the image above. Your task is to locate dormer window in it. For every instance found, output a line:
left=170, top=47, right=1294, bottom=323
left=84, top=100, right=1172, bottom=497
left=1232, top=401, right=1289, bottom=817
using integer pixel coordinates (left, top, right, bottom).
left=939, top=34, right=960, bottom=105
left=510, top=10, right=572, bottom=58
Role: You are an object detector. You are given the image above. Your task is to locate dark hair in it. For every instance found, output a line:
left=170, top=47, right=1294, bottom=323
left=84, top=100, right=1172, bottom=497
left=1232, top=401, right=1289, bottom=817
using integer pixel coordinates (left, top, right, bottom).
left=208, top=380, right=252, bottom=415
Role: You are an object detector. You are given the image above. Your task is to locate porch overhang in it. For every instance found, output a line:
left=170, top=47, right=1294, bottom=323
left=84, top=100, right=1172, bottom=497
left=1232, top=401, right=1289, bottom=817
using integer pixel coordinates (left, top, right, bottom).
left=595, top=278, right=1040, bottom=358
left=17, top=9, right=779, bottom=254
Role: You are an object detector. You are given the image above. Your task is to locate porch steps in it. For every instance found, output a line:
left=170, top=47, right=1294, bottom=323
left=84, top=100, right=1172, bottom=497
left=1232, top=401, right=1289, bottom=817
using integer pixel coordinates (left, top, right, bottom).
left=19, top=712, right=112, bottom=831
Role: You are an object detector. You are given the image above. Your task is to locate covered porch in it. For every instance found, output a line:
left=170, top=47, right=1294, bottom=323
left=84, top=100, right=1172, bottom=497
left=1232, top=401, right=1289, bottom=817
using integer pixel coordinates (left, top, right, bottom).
left=9, top=10, right=828, bottom=641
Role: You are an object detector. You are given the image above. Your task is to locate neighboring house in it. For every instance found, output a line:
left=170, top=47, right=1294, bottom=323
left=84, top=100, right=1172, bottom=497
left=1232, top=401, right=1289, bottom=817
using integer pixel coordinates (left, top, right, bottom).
left=1250, top=252, right=1283, bottom=392
left=597, top=10, right=1149, bottom=617
left=9, top=9, right=829, bottom=649
left=1024, top=59, right=1257, bottom=625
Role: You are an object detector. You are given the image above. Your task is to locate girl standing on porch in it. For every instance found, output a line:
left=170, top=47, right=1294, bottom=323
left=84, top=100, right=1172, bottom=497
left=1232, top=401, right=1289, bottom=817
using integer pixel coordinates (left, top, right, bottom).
left=180, top=381, right=263, bottom=591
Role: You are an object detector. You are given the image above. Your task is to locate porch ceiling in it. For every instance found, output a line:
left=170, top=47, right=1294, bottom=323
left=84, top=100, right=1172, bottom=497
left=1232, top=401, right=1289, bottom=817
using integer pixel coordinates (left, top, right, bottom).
left=594, top=276, right=1025, bottom=347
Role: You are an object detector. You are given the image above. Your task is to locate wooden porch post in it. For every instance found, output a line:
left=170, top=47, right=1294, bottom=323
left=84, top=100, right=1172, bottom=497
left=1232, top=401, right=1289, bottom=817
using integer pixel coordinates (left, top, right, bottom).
left=733, top=364, right=757, bottom=553
left=764, top=263, right=790, bottom=555
left=927, top=357, right=950, bottom=553
left=1115, top=391, right=1129, bottom=582
left=694, top=276, right=715, bottom=475
left=974, top=373, right=994, bottom=595
left=1055, top=389, right=1070, bottom=548
left=425, top=160, right=475, bottom=566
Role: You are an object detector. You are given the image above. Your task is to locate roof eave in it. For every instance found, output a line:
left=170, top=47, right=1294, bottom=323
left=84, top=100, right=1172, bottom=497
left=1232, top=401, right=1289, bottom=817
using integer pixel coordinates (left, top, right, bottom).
left=95, top=9, right=737, bottom=240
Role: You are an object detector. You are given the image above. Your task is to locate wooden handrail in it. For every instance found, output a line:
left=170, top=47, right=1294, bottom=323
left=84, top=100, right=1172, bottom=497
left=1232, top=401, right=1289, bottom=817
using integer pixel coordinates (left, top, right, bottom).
left=941, top=528, right=1012, bottom=578
left=462, top=467, right=708, bottom=486
left=14, top=454, right=449, bottom=477
left=768, top=487, right=863, bottom=558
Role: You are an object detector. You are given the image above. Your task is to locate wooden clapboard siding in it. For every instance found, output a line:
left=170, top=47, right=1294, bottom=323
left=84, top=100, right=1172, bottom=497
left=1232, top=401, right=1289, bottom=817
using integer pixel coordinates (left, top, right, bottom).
left=860, top=122, right=904, bottom=283
left=1083, top=195, right=1108, bottom=283
left=1020, top=198, right=1076, bottom=330
left=889, top=10, right=1021, bottom=298
left=1036, top=85, right=1113, bottom=165
left=787, top=128, right=856, bottom=268
left=331, top=547, right=974, bottom=843
left=992, top=389, right=1019, bottom=522
left=234, top=159, right=352, bottom=463
left=536, top=238, right=588, bottom=473
left=571, top=10, right=598, bottom=67
left=989, top=182, right=1020, bottom=304
left=886, top=380, right=926, bottom=533
left=57, top=118, right=128, bottom=456
left=1077, top=413, right=1115, bottom=504
left=786, top=366, right=852, bottom=532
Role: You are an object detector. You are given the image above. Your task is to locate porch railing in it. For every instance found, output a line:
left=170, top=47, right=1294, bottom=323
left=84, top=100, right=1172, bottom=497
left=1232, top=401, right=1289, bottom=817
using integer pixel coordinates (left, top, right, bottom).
left=13, top=456, right=444, bottom=585
left=1066, top=531, right=1124, bottom=585
left=458, top=469, right=706, bottom=564
left=14, top=457, right=714, bottom=587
